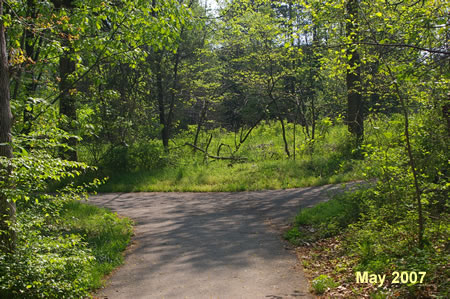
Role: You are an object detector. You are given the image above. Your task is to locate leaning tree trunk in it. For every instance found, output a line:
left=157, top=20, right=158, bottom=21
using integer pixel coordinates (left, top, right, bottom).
left=346, top=0, right=363, bottom=143
left=0, top=0, right=17, bottom=253
left=279, top=116, right=290, bottom=158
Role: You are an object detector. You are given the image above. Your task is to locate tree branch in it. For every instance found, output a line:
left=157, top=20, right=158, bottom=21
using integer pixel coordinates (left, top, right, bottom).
left=184, top=142, right=246, bottom=161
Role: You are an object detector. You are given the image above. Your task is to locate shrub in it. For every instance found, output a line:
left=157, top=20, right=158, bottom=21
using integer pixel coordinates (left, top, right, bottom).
left=0, top=232, right=93, bottom=298
left=128, top=139, right=167, bottom=171
left=98, top=139, right=168, bottom=172
left=0, top=134, right=131, bottom=298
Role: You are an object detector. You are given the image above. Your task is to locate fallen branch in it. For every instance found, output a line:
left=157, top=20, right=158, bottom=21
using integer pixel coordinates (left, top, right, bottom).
left=184, top=143, right=247, bottom=161
left=217, top=143, right=232, bottom=157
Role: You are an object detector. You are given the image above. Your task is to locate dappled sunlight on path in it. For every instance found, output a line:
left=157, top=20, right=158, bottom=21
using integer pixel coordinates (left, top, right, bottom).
left=90, top=183, right=361, bottom=299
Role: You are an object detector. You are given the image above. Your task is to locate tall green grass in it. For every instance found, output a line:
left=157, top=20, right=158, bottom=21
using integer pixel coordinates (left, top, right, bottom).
left=81, top=121, right=366, bottom=192
left=62, top=201, right=133, bottom=290
left=98, top=159, right=359, bottom=192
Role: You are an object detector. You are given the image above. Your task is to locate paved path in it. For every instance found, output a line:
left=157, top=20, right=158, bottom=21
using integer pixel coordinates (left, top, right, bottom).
left=90, top=183, right=356, bottom=299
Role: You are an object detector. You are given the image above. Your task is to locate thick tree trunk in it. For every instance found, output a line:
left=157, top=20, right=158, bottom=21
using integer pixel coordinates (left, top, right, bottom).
left=346, top=0, right=363, bottom=142
left=0, top=0, right=17, bottom=253
left=165, top=47, right=181, bottom=147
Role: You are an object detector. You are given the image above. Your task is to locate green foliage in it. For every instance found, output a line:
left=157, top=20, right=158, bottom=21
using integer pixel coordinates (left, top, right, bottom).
left=0, top=131, right=132, bottom=298
left=2, top=0, right=448, bottom=297
left=284, top=188, right=364, bottom=244
left=343, top=185, right=449, bottom=296
left=61, top=201, right=133, bottom=289
left=0, top=194, right=92, bottom=298
left=287, top=111, right=449, bottom=297
left=0, top=199, right=133, bottom=298
left=311, top=274, right=338, bottom=294
left=94, top=122, right=363, bottom=192
left=92, top=140, right=168, bottom=173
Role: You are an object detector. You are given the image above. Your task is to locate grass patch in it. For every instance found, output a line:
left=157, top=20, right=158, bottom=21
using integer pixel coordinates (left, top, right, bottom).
left=79, top=122, right=365, bottom=192
left=98, top=159, right=361, bottom=192
left=284, top=191, right=362, bottom=244
left=61, top=201, right=133, bottom=290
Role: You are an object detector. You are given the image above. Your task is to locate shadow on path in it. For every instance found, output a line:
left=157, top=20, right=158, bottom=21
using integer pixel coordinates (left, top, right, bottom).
left=91, top=182, right=363, bottom=299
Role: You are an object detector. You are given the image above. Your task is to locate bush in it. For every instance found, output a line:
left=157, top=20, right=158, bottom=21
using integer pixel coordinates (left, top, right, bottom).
left=128, top=139, right=168, bottom=171
left=0, top=135, right=132, bottom=298
left=0, top=196, right=94, bottom=298
left=0, top=232, right=93, bottom=298
left=98, top=139, right=168, bottom=172
left=61, top=201, right=133, bottom=289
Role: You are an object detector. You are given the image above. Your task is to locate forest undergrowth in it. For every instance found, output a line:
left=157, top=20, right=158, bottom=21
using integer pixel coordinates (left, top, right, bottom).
left=82, top=119, right=364, bottom=192
left=284, top=114, right=449, bottom=298
left=0, top=194, right=132, bottom=298
left=0, top=137, right=133, bottom=298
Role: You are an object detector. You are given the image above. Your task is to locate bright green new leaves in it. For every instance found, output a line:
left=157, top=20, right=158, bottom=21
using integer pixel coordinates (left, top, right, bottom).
left=218, top=0, right=294, bottom=105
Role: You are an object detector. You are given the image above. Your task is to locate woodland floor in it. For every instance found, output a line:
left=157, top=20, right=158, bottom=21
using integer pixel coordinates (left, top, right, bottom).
left=89, top=183, right=360, bottom=299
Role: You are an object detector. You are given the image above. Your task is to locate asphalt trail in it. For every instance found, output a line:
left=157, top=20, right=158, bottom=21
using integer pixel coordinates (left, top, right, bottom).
left=90, top=183, right=357, bottom=299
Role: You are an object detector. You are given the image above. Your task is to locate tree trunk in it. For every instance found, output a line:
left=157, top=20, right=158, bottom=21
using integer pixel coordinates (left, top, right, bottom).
left=53, top=0, right=77, bottom=160
left=386, top=65, right=424, bottom=248
left=21, top=0, right=40, bottom=134
left=154, top=54, right=169, bottom=149
left=165, top=43, right=181, bottom=148
left=194, top=99, right=208, bottom=147
left=279, top=116, right=290, bottom=158
left=151, top=1, right=169, bottom=149
left=346, top=0, right=363, bottom=142
left=0, top=0, right=17, bottom=253
left=59, top=47, right=77, bottom=160
left=310, top=25, right=320, bottom=142
left=311, top=97, right=316, bottom=140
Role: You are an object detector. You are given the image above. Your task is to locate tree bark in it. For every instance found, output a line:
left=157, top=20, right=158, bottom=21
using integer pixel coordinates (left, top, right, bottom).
left=279, top=116, right=290, bottom=158
left=53, top=0, right=77, bottom=160
left=21, top=0, right=40, bottom=134
left=151, top=1, right=169, bottom=149
left=194, top=99, right=208, bottom=147
left=165, top=44, right=182, bottom=148
left=154, top=54, right=169, bottom=149
left=0, top=0, right=17, bottom=253
left=346, top=0, right=363, bottom=142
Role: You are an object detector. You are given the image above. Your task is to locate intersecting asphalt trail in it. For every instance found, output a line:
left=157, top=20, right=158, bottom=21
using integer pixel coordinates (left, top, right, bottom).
left=90, top=183, right=358, bottom=299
